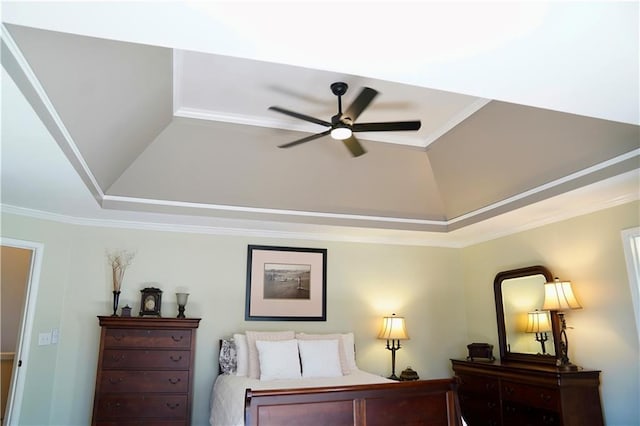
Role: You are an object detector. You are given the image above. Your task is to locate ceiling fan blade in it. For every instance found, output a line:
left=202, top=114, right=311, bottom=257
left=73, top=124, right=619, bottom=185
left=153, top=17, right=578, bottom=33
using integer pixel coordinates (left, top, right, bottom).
left=342, top=135, right=366, bottom=157
left=278, top=129, right=331, bottom=148
left=343, top=87, right=378, bottom=122
left=269, top=106, right=332, bottom=127
left=352, top=120, right=422, bottom=132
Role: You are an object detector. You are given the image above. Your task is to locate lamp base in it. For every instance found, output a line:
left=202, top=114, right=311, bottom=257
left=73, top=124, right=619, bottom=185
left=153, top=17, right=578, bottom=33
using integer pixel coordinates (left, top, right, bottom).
left=177, top=305, right=186, bottom=319
left=387, top=373, right=400, bottom=381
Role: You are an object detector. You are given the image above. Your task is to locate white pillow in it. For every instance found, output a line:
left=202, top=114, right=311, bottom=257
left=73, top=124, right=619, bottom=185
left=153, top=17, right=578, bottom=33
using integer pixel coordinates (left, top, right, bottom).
left=233, top=333, right=248, bottom=376
left=255, top=339, right=302, bottom=380
left=297, top=339, right=343, bottom=378
left=246, top=330, right=295, bottom=379
left=296, top=332, right=355, bottom=374
left=342, top=332, right=358, bottom=371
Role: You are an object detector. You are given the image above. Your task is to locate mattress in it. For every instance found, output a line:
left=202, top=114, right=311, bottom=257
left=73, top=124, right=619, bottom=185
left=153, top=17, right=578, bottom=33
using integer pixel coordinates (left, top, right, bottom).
left=209, top=369, right=394, bottom=426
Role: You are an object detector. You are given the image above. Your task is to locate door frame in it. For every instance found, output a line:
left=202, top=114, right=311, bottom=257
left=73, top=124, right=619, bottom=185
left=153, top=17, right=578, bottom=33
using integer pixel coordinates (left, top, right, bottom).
left=1, top=238, right=44, bottom=426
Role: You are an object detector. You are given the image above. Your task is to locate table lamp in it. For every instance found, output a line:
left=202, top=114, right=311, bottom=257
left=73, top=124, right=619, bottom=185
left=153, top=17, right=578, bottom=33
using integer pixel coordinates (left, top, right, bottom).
left=377, top=313, right=409, bottom=380
left=542, top=277, right=582, bottom=370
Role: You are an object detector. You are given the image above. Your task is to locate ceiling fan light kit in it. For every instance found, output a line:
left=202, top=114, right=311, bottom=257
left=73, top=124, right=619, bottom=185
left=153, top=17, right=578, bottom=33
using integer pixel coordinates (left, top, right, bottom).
left=269, top=82, right=421, bottom=157
left=330, top=125, right=352, bottom=140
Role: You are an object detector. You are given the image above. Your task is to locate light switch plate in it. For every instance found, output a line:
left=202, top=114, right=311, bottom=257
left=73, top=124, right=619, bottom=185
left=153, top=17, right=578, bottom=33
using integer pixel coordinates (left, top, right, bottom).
left=38, top=332, right=52, bottom=346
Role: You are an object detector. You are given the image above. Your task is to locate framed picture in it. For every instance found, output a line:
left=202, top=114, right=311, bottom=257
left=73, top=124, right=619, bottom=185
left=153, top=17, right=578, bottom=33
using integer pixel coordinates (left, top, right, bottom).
left=245, top=245, right=327, bottom=321
left=139, top=287, right=162, bottom=316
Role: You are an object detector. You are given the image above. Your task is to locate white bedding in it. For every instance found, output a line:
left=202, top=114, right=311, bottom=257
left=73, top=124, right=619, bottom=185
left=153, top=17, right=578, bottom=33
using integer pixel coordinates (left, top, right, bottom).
left=209, top=369, right=394, bottom=426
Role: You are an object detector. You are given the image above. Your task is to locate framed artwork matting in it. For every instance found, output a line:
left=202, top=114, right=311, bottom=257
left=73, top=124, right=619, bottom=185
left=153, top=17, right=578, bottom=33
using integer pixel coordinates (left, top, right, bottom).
left=245, top=245, right=327, bottom=321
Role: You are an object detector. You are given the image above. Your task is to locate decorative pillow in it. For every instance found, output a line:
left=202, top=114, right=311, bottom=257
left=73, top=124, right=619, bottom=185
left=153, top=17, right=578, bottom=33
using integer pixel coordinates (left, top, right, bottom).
left=297, top=339, right=342, bottom=378
left=255, top=339, right=302, bottom=380
left=246, top=330, right=295, bottom=379
left=233, top=333, right=249, bottom=376
left=296, top=332, right=352, bottom=374
left=219, top=339, right=237, bottom=375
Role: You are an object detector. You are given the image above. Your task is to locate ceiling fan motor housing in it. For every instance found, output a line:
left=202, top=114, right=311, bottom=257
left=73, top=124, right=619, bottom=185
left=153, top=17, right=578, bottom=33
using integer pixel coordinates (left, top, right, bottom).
left=330, top=82, right=348, bottom=97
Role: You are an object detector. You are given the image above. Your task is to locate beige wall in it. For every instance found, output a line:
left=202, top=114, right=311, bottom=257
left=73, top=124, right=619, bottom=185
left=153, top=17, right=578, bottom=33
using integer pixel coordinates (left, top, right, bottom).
left=461, top=201, right=639, bottom=426
left=1, top=213, right=467, bottom=426
left=1, top=200, right=638, bottom=425
left=1, top=245, right=32, bottom=422
left=1, top=245, right=32, bottom=352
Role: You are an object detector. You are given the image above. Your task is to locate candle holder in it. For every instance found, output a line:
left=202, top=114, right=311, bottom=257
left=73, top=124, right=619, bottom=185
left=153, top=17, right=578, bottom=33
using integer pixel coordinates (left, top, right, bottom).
left=176, top=293, right=189, bottom=318
left=112, top=291, right=121, bottom=316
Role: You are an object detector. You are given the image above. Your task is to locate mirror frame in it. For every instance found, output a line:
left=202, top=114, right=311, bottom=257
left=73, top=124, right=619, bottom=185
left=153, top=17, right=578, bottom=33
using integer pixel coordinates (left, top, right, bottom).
left=494, top=265, right=561, bottom=365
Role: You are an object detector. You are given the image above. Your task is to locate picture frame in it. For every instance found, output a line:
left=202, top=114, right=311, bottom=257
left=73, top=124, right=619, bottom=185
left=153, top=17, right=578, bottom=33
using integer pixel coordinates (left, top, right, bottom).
left=139, top=287, right=162, bottom=317
left=245, top=245, right=327, bottom=321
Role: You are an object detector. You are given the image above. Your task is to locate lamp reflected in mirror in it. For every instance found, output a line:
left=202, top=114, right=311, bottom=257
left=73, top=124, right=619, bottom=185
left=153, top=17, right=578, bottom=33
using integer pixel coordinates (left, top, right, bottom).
left=542, top=278, right=582, bottom=370
left=525, top=310, right=552, bottom=354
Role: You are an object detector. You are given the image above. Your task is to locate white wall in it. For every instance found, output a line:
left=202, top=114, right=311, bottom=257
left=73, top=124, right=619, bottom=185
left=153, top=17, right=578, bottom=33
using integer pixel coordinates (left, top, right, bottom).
left=461, top=201, right=640, bottom=426
left=1, top=213, right=467, bottom=426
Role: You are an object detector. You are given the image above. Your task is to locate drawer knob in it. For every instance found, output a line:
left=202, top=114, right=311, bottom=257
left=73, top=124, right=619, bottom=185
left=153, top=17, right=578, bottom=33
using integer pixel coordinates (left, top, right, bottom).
left=171, top=335, right=184, bottom=342
left=487, top=401, right=496, bottom=409
left=169, top=378, right=181, bottom=385
left=166, top=402, right=180, bottom=410
left=540, top=393, right=552, bottom=402
left=170, top=355, right=183, bottom=362
left=108, top=377, right=123, bottom=384
left=110, top=354, right=125, bottom=362
left=112, top=335, right=124, bottom=341
left=504, top=386, right=514, bottom=395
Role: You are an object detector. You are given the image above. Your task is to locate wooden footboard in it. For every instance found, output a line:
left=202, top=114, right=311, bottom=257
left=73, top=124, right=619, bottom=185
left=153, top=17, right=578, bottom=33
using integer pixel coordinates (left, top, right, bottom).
left=245, top=378, right=462, bottom=426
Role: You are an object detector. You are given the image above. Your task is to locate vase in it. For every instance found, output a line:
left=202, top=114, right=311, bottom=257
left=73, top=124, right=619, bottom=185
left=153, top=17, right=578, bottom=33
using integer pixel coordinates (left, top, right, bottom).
left=112, top=291, right=121, bottom=316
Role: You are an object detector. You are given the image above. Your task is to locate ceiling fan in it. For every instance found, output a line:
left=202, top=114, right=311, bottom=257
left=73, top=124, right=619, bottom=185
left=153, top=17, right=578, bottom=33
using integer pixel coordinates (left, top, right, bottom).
left=269, top=82, right=421, bottom=157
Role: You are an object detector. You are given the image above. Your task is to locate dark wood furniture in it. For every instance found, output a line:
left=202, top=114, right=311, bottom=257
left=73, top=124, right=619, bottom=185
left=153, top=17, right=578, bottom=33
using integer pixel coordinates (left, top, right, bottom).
left=451, top=359, right=604, bottom=426
left=494, top=265, right=560, bottom=364
left=91, top=316, right=200, bottom=426
left=245, top=378, right=463, bottom=426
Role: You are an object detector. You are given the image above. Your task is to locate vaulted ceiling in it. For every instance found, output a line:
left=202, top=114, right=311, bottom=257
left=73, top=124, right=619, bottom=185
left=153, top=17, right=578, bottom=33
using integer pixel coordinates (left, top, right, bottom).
left=1, top=2, right=638, bottom=246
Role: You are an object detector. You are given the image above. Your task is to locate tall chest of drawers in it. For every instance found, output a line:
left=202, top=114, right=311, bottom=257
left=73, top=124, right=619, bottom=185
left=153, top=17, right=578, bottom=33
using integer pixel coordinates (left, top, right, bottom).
left=92, top=316, right=201, bottom=426
left=451, top=359, right=604, bottom=426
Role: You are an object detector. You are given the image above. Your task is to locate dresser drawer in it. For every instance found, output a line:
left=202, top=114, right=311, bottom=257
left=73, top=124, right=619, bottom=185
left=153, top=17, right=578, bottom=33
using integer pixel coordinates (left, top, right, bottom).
left=457, top=374, right=500, bottom=396
left=95, top=394, right=188, bottom=420
left=102, top=349, right=190, bottom=369
left=99, top=370, right=189, bottom=393
left=501, top=380, right=560, bottom=412
left=503, top=401, right=560, bottom=425
left=458, top=392, right=501, bottom=426
left=104, top=328, right=192, bottom=349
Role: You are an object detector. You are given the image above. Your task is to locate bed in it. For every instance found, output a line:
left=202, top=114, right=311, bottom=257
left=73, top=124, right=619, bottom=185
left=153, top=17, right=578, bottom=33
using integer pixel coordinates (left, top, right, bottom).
left=209, top=331, right=462, bottom=426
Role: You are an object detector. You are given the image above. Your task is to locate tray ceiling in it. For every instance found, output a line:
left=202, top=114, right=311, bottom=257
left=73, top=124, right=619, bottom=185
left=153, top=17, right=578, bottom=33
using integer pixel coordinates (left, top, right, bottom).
left=1, top=2, right=638, bottom=244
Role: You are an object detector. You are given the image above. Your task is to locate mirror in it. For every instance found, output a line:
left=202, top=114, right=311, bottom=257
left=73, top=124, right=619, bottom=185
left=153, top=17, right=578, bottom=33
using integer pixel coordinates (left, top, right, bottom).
left=494, top=266, right=561, bottom=364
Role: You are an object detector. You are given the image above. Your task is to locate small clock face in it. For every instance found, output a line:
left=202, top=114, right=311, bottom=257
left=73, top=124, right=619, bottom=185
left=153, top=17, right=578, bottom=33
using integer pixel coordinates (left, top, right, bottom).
left=144, top=295, right=155, bottom=310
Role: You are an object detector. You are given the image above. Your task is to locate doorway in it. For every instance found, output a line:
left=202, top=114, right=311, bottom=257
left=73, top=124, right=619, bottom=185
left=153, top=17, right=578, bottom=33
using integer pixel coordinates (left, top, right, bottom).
left=1, top=239, right=43, bottom=426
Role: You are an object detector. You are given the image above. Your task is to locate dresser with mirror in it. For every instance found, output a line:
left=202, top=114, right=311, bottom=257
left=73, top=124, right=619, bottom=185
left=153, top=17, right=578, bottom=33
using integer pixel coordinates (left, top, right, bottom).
left=451, top=265, right=604, bottom=426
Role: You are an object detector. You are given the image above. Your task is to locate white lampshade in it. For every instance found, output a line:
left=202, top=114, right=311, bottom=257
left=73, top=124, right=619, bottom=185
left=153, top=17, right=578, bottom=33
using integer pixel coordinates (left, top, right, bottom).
left=525, top=310, right=552, bottom=333
left=377, top=314, right=409, bottom=340
left=176, top=292, right=189, bottom=306
left=542, top=278, right=582, bottom=311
